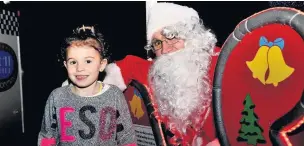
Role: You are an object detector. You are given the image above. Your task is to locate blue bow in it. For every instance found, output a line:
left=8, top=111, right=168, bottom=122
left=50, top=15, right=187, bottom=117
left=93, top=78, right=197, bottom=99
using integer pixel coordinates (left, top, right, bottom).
left=134, top=89, right=142, bottom=99
left=259, top=36, right=284, bottom=50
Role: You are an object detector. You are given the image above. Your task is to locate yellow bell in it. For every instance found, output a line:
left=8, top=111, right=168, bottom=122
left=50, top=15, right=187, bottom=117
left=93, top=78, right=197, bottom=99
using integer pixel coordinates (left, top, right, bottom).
left=265, top=46, right=294, bottom=87
left=129, top=94, right=144, bottom=119
left=246, top=46, right=270, bottom=85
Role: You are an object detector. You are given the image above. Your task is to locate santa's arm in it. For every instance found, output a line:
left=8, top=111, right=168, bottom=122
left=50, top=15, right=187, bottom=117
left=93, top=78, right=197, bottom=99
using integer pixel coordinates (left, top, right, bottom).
left=205, top=46, right=221, bottom=146
left=209, top=46, right=221, bottom=83
left=103, top=55, right=152, bottom=91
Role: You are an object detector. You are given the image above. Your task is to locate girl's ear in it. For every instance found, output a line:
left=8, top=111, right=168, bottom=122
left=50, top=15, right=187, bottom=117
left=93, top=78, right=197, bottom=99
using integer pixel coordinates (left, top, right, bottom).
left=99, top=59, right=108, bottom=72
left=64, top=61, right=67, bottom=69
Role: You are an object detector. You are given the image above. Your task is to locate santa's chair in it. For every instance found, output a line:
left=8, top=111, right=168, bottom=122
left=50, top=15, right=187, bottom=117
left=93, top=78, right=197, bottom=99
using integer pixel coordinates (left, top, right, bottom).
left=213, top=7, right=304, bottom=146
left=123, top=79, right=168, bottom=146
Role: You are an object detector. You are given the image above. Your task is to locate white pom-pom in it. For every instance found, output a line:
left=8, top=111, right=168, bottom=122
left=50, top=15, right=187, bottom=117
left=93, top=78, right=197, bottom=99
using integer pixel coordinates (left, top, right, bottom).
left=103, top=63, right=127, bottom=91
left=3, top=1, right=10, bottom=4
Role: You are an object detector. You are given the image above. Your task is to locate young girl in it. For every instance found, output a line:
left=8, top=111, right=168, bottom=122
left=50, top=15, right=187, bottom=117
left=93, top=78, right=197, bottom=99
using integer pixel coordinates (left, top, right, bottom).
left=38, top=25, right=136, bottom=146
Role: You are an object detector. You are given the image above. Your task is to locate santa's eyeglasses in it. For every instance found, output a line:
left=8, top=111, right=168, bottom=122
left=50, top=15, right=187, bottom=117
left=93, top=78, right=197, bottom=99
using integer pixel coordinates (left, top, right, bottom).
left=145, top=29, right=181, bottom=53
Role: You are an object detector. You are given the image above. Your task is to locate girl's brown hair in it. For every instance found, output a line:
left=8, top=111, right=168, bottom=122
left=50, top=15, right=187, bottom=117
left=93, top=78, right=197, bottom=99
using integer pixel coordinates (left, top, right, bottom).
left=61, top=25, right=108, bottom=60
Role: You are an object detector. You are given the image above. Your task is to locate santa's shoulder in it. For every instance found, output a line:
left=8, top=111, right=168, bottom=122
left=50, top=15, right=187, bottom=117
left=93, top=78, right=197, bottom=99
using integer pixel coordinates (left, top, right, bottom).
left=117, top=55, right=151, bottom=65
left=213, top=46, right=221, bottom=56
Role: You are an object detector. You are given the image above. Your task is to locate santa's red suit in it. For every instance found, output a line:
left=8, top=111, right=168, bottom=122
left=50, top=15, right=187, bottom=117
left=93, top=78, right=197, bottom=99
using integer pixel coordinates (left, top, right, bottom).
left=104, top=46, right=221, bottom=145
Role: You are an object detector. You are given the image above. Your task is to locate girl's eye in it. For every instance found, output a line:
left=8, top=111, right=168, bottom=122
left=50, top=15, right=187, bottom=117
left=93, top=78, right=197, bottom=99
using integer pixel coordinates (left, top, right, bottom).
left=86, top=60, right=92, bottom=64
left=69, top=61, right=76, bottom=65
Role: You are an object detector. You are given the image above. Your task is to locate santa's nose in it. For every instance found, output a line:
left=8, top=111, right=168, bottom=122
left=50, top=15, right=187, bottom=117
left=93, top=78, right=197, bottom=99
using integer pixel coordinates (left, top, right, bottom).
left=162, top=44, right=175, bottom=54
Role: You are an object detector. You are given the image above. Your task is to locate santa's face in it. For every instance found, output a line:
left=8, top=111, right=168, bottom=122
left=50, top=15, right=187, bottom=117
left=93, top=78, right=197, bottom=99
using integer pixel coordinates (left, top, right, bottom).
left=151, top=29, right=185, bottom=57
left=148, top=22, right=217, bottom=133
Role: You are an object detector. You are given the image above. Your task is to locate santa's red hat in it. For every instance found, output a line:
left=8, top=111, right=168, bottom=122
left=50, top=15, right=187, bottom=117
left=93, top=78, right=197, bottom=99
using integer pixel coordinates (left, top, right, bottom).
left=146, top=2, right=199, bottom=44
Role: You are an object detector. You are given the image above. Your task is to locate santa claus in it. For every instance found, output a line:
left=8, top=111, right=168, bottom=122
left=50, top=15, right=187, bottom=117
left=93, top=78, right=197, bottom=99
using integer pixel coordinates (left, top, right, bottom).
left=62, top=2, right=221, bottom=146
left=105, top=3, right=222, bottom=145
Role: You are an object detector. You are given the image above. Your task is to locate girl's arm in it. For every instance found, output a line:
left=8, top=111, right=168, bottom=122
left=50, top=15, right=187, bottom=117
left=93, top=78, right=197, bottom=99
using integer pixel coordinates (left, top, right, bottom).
left=38, top=92, right=59, bottom=146
left=114, top=87, right=137, bottom=146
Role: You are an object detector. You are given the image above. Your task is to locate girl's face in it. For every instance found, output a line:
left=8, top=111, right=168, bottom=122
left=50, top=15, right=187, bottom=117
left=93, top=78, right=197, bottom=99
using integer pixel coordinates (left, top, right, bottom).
left=64, top=45, right=107, bottom=88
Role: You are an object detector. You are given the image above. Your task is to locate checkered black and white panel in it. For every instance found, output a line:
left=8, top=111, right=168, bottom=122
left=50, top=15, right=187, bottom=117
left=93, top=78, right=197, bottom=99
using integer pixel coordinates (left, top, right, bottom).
left=0, top=9, right=19, bottom=36
left=0, top=8, right=23, bottom=135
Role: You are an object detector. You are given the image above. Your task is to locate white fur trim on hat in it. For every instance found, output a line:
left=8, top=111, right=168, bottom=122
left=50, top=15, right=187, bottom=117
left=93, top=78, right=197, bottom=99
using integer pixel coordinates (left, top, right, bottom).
left=103, top=63, right=127, bottom=91
left=146, top=2, right=199, bottom=44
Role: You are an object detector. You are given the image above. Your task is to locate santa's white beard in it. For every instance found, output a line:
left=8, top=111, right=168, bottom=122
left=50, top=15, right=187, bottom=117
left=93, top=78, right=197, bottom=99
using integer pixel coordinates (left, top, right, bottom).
left=148, top=42, right=213, bottom=133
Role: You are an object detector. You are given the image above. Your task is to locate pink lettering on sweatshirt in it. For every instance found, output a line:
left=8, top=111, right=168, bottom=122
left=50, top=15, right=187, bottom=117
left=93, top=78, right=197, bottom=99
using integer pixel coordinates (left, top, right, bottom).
left=60, top=107, right=76, bottom=142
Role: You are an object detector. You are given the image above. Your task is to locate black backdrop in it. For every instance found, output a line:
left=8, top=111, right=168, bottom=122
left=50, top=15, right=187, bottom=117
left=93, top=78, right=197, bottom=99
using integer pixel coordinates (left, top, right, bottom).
left=0, top=1, right=275, bottom=146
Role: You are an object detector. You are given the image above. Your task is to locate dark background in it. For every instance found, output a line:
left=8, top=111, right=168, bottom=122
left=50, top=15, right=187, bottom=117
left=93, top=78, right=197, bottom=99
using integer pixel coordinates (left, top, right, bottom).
left=0, top=1, right=300, bottom=146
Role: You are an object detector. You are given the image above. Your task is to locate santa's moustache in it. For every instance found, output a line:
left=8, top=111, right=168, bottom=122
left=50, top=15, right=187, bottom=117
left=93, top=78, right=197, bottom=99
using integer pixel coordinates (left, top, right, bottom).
left=148, top=39, right=213, bottom=134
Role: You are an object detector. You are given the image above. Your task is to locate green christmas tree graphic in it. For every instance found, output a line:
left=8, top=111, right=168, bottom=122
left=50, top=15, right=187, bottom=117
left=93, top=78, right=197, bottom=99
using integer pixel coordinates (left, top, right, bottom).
left=236, top=94, right=266, bottom=146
